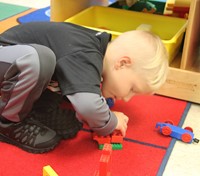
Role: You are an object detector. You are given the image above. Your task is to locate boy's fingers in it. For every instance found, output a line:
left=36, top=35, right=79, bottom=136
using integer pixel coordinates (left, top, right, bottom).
left=124, top=117, right=128, bottom=123
left=121, top=129, right=125, bottom=137
left=122, top=123, right=127, bottom=137
left=124, top=116, right=129, bottom=123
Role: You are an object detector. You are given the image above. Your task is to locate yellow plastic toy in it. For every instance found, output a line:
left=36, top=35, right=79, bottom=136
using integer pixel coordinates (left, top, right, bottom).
left=43, top=165, right=58, bottom=176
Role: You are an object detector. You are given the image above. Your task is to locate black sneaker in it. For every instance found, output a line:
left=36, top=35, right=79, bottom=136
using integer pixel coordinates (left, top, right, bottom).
left=30, top=89, right=83, bottom=139
left=0, top=118, right=61, bottom=154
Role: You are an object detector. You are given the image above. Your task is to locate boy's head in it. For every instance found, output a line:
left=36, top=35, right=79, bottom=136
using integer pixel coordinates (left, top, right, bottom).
left=101, top=30, right=168, bottom=102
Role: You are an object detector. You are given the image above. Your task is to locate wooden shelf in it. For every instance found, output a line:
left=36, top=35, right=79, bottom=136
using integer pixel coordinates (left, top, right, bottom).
left=156, top=0, right=200, bottom=103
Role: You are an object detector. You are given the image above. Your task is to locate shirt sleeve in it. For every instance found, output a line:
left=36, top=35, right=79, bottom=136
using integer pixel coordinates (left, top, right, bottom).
left=67, top=92, right=118, bottom=136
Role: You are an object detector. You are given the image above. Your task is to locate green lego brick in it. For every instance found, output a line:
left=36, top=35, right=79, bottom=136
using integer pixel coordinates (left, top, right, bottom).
left=99, top=144, right=104, bottom=150
left=112, top=143, right=123, bottom=150
left=98, top=143, right=123, bottom=150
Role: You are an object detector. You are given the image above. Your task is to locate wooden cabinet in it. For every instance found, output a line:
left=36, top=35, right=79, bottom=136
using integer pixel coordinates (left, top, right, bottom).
left=156, top=0, right=200, bottom=103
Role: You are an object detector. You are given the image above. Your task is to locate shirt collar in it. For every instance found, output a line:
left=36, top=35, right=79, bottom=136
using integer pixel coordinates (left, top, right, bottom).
left=95, top=32, right=112, bottom=55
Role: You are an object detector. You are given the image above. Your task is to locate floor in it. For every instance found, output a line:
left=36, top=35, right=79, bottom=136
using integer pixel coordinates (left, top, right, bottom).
left=1, top=0, right=200, bottom=175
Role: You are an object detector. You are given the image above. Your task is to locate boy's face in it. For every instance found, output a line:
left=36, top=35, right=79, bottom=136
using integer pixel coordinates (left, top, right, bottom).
left=101, top=57, right=152, bottom=102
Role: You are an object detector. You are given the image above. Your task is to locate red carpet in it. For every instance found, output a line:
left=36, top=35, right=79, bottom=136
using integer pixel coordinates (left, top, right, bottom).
left=0, top=95, right=188, bottom=176
left=0, top=3, right=189, bottom=176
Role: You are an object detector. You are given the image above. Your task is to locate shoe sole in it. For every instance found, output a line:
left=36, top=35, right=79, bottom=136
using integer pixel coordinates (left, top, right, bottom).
left=57, top=123, right=83, bottom=139
left=0, top=133, right=61, bottom=154
left=59, top=130, right=79, bottom=139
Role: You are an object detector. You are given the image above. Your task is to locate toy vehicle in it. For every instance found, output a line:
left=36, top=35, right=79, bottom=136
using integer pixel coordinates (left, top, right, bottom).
left=156, top=122, right=199, bottom=144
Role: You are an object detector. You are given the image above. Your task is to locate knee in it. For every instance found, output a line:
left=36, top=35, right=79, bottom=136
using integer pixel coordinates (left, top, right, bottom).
left=30, top=44, right=56, bottom=80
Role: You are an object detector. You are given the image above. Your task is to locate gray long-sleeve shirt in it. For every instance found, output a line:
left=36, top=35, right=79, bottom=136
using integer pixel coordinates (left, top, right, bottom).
left=67, top=93, right=117, bottom=136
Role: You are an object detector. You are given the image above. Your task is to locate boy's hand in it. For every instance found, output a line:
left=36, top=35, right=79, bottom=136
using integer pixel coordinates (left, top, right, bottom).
left=113, top=111, right=129, bottom=137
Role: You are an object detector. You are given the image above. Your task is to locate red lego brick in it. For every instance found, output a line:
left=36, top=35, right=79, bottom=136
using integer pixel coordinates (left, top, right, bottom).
left=94, top=170, right=111, bottom=176
left=94, top=143, right=112, bottom=176
left=110, top=130, right=123, bottom=144
left=92, top=133, right=111, bottom=144
left=99, top=154, right=111, bottom=175
left=102, top=143, right=112, bottom=155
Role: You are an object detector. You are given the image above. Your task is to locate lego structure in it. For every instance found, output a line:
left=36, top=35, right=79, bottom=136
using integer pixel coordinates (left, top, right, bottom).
left=93, top=130, right=123, bottom=150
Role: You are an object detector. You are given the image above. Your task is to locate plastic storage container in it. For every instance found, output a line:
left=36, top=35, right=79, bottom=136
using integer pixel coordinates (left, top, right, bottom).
left=65, top=6, right=188, bottom=63
left=50, top=0, right=109, bottom=22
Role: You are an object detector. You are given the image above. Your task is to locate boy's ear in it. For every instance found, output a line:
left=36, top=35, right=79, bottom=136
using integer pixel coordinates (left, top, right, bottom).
left=114, top=56, right=132, bottom=69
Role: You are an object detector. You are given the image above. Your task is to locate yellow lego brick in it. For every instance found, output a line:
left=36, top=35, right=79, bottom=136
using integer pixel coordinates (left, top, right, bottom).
left=43, top=165, right=58, bottom=176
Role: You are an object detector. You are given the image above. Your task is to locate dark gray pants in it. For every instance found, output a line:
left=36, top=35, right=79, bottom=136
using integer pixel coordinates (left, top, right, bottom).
left=0, top=44, right=56, bottom=122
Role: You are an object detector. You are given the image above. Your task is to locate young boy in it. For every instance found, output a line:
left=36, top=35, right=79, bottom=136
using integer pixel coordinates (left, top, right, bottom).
left=0, top=22, right=168, bottom=153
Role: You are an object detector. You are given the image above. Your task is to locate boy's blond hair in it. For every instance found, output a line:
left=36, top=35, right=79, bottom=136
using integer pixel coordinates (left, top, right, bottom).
left=110, top=30, right=169, bottom=92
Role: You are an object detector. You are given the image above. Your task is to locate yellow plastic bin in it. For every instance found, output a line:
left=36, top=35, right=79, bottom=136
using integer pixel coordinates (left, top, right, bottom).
left=50, top=0, right=109, bottom=22
left=51, top=0, right=91, bottom=22
left=65, top=6, right=188, bottom=63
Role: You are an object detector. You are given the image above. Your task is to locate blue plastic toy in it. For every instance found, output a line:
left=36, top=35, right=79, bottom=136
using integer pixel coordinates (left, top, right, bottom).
left=156, top=122, right=199, bottom=144
left=106, top=98, right=114, bottom=108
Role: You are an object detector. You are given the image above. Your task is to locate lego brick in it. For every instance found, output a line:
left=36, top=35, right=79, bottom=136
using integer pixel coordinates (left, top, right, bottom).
left=95, top=143, right=112, bottom=176
left=43, top=165, right=58, bottom=176
left=94, top=170, right=111, bottom=176
left=102, top=143, right=112, bottom=155
left=99, top=143, right=123, bottom=150
left=112, top=143, right=123, bottom=150
left=110, top=130, right=123, bottom=144
left=93, top=133, right=111, bottom=144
